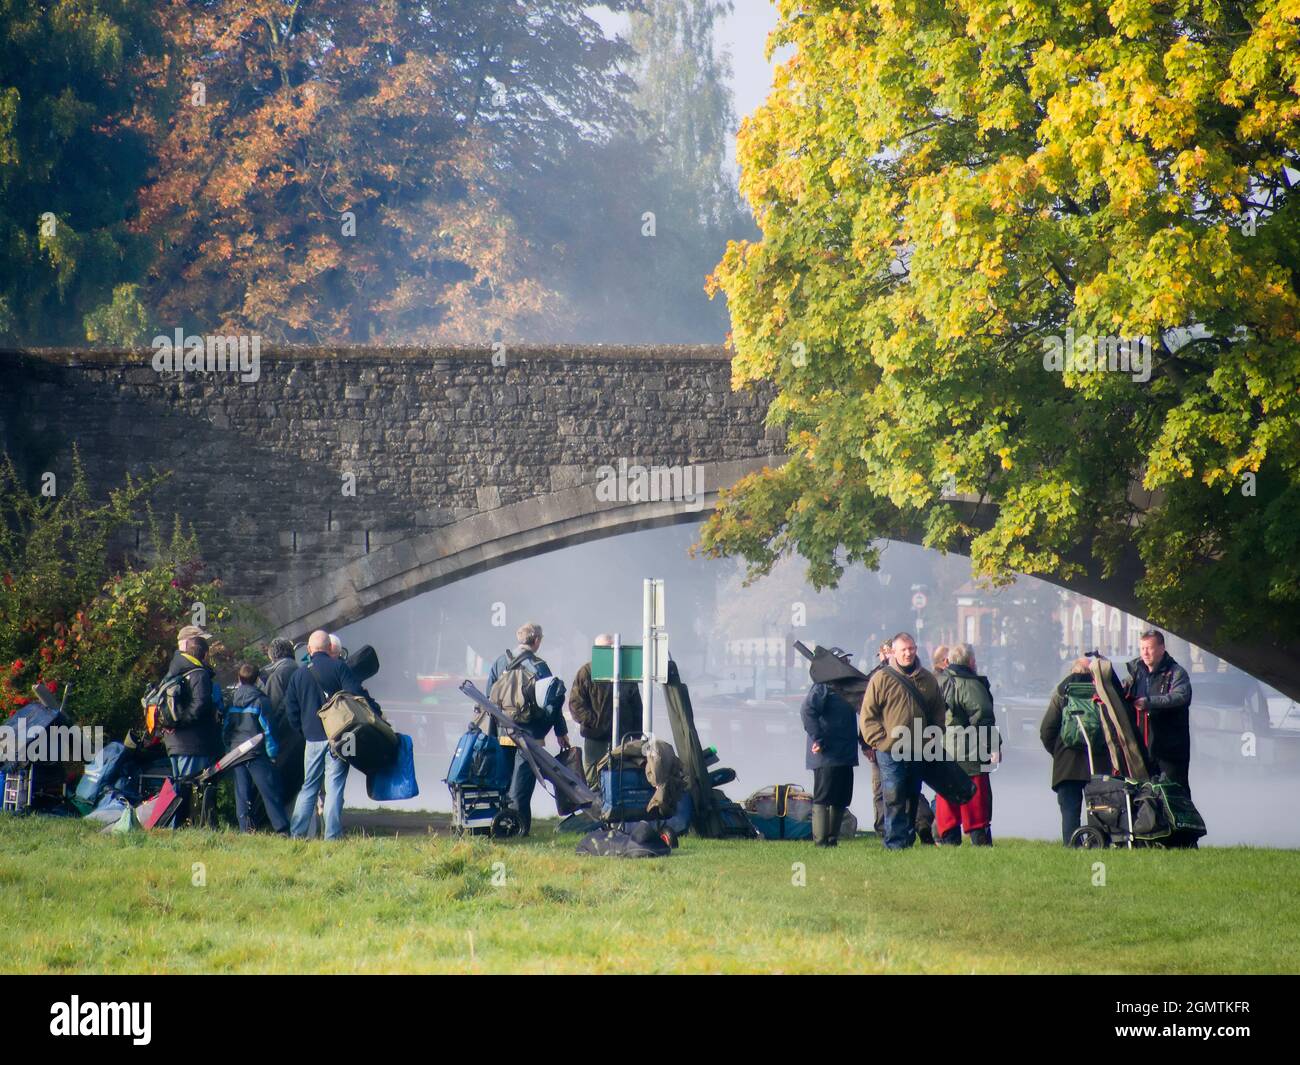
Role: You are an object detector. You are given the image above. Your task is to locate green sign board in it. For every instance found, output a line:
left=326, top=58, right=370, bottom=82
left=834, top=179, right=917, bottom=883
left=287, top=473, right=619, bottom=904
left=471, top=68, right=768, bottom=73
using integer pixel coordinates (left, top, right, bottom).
left=591, top=645, right=643, bottom=681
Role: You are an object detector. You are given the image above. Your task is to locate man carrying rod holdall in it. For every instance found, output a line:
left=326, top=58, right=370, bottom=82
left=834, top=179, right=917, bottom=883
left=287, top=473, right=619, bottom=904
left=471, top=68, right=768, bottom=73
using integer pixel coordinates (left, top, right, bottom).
left=285, top=629, right=389, bottom=840
left=484, top=622, right=572, bottom=836
left=859, top=631, right=975, bottom=850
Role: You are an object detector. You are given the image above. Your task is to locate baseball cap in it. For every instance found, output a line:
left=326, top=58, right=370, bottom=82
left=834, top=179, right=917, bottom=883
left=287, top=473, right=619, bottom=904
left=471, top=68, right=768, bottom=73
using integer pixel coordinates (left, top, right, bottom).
left=178, top=624, right=213, bottom=642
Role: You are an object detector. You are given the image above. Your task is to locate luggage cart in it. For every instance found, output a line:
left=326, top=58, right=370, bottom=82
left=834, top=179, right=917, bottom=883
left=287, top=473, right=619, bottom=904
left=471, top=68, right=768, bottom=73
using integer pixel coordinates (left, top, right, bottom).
left=448, top=782, right=521, bottom=838
left=1067, top=704, right=1136, bottom=849
left=1, top=683, right=71, bottom=813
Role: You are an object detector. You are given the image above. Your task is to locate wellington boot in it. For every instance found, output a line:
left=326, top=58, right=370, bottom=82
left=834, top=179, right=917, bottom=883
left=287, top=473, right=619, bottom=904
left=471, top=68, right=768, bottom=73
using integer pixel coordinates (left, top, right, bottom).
left=812, top=803, right=831, bottom=846
left=828, top=806, right=847, bottom=846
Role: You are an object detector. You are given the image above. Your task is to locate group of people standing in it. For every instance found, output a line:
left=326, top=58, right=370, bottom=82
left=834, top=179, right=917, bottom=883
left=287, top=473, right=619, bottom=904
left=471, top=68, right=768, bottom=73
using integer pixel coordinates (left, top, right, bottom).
left=800, top=632, right=999, bottom=850
left=800, top=627, right=1194, bottom=849
left=156, top=626, right=379, bottom=840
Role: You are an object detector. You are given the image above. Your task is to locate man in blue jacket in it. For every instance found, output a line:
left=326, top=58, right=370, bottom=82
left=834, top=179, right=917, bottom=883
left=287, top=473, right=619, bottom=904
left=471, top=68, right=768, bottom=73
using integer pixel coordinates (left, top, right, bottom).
left=801, top=675, right=862, bottom=847
left=225, top=663, right=289, bottom=834
left=284, top=629, right=378, bottom=839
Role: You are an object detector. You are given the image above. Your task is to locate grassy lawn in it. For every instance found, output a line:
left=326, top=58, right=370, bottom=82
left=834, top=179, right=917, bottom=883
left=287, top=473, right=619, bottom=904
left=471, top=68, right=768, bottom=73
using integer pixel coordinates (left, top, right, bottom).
left=2, top=816, right=1298, bottom=974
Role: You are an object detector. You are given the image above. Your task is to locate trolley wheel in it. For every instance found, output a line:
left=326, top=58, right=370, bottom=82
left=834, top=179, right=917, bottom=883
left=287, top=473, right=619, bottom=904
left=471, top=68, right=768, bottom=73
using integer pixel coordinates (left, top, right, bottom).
left=1070, top=826, right=1107, bottom=849
left=491, top=809, right=522, bottom=838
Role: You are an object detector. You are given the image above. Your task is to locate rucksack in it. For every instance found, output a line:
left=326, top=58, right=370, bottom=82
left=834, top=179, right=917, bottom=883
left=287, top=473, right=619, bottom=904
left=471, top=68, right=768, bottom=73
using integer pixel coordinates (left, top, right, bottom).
left=488, top=650, right=542, bottom=725
left=142, top=668, right=203, bottom=736
left=1059, top=682, right=1104, bottom=750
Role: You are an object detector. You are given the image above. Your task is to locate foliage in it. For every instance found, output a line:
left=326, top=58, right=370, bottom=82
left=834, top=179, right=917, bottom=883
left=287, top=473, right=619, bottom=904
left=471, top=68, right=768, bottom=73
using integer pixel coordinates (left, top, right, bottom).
left=704, top=0, right=1300, bottom=645
left=0, top=453, right=264, bottom=736
left=0, top=0, right=162, bottom=346
left=3, top=1, right=751, bottom=345
left=131, top=0, right=664, bottom=344
left=542, top=0, right=755, bottom=342
left=83, top=282, right=150, bottom=346
left=629, top=0, right=743, bottom=230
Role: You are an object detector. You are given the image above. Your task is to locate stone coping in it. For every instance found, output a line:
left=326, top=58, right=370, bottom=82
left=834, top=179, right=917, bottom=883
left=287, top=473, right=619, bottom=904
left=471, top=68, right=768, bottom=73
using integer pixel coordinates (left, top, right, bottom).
left=2, top=344, right=734, bottom=365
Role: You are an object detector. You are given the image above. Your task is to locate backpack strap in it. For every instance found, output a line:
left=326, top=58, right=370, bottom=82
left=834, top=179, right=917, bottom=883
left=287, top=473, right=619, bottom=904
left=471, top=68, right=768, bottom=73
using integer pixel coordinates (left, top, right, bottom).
left=884, top=664, right=932, bottom=718
left=504, top=649, right=538, bottom=676
left=306, top=662, right=336, bottom=700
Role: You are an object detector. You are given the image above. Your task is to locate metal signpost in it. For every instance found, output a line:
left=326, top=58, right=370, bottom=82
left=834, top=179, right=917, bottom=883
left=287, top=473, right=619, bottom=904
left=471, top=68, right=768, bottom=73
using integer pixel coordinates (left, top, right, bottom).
left=588, top=579, right=669, bottom=817
left=643, top=578, right=667, bottom=735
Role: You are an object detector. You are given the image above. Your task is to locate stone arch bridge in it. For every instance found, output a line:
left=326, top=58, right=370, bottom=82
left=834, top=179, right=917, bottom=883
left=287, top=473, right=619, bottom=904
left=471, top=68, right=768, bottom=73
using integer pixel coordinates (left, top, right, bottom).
left=2, top=346, right=1294, bottom=699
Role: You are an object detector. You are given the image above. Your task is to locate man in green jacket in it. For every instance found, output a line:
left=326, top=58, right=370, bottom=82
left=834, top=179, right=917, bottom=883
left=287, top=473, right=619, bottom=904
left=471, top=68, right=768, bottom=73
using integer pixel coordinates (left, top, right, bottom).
left=936, top=644, right=1000, bottom=846
left=1039, top=659, right=1098, bottom=844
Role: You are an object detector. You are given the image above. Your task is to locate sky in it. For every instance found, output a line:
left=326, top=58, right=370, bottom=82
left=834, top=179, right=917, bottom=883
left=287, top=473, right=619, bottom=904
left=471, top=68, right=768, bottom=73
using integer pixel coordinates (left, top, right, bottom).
left=592, top=1, right=788, bottom=173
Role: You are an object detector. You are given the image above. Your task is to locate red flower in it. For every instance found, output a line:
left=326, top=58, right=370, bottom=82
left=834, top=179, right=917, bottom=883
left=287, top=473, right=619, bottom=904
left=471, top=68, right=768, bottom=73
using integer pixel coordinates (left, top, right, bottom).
left=9, top=659, right=23, bottom=674
left=13, top=696, right=28, bottom=707
left=43, top=680, right=57, bottom=693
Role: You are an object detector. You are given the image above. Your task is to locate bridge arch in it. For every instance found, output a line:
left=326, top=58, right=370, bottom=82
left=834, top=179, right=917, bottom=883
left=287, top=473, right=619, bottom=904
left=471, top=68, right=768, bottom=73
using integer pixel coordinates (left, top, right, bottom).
left=259, top=457, right=769, bottom=636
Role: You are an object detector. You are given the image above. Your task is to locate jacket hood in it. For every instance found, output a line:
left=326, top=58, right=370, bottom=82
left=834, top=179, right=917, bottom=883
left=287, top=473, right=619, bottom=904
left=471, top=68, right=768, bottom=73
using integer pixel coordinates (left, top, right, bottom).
left=946, top=663, right=979, bottom=679
left=230, top=682, right=264, bottom=708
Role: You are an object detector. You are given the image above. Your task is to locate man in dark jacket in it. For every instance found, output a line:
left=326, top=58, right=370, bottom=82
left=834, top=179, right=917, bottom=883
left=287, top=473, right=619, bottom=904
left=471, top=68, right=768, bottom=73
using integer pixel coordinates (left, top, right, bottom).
left=161, top=625, right=224, bottom=780
left=936, top=644, right=1000, bottom=846
left=261, top=636, right=303, bottom=806
left=800, top=676, right=860, bottom=846
left=284, top=629, right=378, bottom=839
left=224, top=663, right=289, bottom=834
left=1125, top=629, right=1193, bottom=791
left=569, top=633, right=642, bottom=786
left=485, top=622, right=571, bottom=835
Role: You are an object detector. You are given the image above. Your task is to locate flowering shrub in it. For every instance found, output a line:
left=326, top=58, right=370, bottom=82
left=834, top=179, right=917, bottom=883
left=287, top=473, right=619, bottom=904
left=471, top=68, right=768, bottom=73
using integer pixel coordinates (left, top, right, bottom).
left=1, top=453, right=266, bottom=738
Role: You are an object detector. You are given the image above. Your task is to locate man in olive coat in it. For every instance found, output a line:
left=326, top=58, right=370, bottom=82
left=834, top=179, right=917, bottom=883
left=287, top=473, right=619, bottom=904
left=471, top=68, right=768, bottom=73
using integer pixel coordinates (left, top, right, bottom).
left=859, top=632, right=949, bottom=850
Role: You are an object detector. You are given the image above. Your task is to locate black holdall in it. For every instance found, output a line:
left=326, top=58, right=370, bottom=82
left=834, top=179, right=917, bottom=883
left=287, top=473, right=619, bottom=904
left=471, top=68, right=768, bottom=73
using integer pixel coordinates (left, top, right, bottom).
left=883, top=665, right=977, bottom=806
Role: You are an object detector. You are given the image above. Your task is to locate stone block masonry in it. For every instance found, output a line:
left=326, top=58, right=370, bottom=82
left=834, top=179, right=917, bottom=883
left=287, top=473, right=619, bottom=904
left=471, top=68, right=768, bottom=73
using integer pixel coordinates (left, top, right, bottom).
left=0, top=346, right=782, bottom=629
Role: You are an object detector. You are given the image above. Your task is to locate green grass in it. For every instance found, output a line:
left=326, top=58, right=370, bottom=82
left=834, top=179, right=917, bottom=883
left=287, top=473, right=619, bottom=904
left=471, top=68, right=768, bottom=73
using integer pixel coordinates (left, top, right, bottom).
left=2, top=817, right=1298, bottom=973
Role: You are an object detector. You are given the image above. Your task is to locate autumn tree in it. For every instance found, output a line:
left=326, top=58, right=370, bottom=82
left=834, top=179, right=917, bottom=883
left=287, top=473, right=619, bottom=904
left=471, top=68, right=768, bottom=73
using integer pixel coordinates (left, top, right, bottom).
left=0, top=0, right=161, bottom=346
left=703, top=1, right=1300, bottom=691
left=136, top=1, right=641, bottom=343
